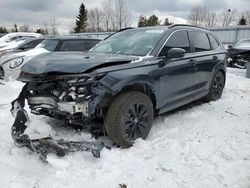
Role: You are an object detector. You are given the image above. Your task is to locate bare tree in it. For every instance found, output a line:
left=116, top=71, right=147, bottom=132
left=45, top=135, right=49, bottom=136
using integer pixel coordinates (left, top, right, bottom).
left=43, top=22, right=49, bottom=35
left=115, top=0, right=125, bottom=30
left=19, top=24, right=29, bottom=32
left=49, top=18, right=58, bottom=35
left=188, top=6, right=208, bottom=26
left=110, top=7, right=118, bottom=31
left=43, top=19, right=58, bottom=35
left=245, top=11, right=250, bottom=25
left=221, top=9, right=237, bottom=26
left=102, top=0, right=112, bottom=31
left=123, top=12, right=131, bottom=28
left=88, top=8, right=104, bottom=32
left=188, top=6, right=218, bottom=27
left=88, top=9, right=97, bottom=32
left=205, top=11, right=217, bottom=27
left=94, top=8, right=104, bottom=32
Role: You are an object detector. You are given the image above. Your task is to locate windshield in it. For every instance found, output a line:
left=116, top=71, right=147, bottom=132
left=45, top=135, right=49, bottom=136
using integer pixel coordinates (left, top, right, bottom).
left=35, top=39, right=59, bottom=51
left=91, top=29, right=165, bottom=56
left=234, top=39, right=250, bottom=48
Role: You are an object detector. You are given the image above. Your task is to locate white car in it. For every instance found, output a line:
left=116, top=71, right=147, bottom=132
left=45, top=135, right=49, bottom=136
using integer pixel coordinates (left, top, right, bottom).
left=0, top=32, right=43, bottom=48
left=0, top=38, right=31, bottom=54
left=1, top=48, right=49, bottom=81
left=0, top=37, right=101, bottom=81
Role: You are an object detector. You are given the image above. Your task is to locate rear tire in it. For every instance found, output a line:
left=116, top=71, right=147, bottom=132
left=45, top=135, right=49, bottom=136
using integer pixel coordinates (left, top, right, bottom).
left=204, top=71, right=225, bottom=102
left=105, top=91, right=153, bottom=148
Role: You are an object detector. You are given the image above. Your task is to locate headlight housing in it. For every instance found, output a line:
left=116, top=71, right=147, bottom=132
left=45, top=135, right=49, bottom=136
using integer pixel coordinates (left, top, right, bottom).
left=8, top=58, right=24, bottom=69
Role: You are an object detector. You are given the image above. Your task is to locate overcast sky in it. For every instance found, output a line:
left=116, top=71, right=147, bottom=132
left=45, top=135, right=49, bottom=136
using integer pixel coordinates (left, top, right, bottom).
left=0, top=0, right=249, bottom=34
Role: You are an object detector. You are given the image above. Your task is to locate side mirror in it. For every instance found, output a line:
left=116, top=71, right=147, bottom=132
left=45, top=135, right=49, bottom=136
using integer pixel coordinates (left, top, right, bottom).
left=166, top=48, right=186, bottom=59
left=228, top=44, right=232, bottom=49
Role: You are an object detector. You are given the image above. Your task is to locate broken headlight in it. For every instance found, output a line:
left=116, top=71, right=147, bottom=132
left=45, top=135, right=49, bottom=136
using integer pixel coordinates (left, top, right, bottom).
left=8, top=58, right=24, bottom=69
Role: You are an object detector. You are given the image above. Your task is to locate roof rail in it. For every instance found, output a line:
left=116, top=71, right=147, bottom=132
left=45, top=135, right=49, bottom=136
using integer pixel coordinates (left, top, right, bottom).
left=168, top=24, right=206, bottom=30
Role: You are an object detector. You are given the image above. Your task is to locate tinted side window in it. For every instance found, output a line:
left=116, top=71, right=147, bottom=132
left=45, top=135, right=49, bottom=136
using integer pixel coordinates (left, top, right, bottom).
left=19, top=39, right=43, bottom=50
left=8, top=36, right=21, bottom=42
left=85, top=40, right=100, bottom=50
left=189, top=31, right=210, bottom=52
left=208, top=34, right=219, bottom=50
left=59, top=40, right=86, bottom=51
left=159, top=30, right=190, bottom=56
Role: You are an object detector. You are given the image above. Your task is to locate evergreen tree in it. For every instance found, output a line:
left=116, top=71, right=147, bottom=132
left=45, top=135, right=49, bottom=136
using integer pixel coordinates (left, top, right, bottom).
left=138, top=15, right=147, bottom=27
left=74, top=3, right=88, bottom=33
left=238, top=15, right=247, bottom=25
left=163, top=18, right=173, bottom=26
left=146, top=15, right=161, bottom=26
left=14, top=23, right=18, bottom=32
left=0, top=27, right=8, bottom=33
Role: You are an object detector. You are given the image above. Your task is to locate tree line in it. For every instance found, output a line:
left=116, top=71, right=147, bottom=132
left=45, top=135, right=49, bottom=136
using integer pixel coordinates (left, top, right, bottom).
left=137, top=15, right=173, bottom=27
left=73, top=0, right=130, bottom=33
left=1, top=2, right=250, bottom=34
left=187, top=6, right=250, bottom=27
left=0, top=19, right=58, bottom=35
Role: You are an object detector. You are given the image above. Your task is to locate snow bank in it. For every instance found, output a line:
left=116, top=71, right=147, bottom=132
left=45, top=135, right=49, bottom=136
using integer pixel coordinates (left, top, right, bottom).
left=0, top=68, right=249, bottom=188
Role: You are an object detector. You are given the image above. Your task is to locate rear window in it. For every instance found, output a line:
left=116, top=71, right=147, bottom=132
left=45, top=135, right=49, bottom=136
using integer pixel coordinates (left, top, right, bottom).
left=189, top=31, right=210, bottom=52
left=208, top=34, right=219, bottom=50
left=59, top=40, right=86, bottom=51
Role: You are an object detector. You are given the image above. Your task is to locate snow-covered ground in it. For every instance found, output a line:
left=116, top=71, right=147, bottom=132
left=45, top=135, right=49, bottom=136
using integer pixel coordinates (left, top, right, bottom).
left=0, top=68, right=250, bottom=188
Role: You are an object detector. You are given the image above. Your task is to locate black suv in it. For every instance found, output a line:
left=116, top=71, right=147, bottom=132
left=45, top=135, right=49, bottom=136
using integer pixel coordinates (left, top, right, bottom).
left=14, top=25, right=227, bottom=148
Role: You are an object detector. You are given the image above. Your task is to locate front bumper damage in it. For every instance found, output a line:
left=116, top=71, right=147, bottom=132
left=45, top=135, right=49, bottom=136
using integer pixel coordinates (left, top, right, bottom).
left=10, top=88, right=105, bottom=162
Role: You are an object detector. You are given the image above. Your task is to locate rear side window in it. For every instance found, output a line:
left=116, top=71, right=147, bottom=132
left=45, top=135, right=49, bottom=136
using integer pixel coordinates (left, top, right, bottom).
left=189, top=31, right=210, bottom=52
left=59, top=40, right=86, bottom=51
left=159, top=30, right=191, bottom=56
left=19, top=39, right=43, bottom=50
left=7, top=36, right=22, bottom=42
left=208, top=34, right=219, bottom=50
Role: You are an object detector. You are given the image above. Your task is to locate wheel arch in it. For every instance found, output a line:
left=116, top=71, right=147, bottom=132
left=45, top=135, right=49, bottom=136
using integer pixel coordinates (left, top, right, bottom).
left=100, top=74, right=160, bottom=112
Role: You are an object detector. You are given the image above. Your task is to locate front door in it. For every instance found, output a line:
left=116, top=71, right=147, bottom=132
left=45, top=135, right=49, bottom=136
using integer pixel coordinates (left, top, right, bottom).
left=155, top=30, right=197, bottom=113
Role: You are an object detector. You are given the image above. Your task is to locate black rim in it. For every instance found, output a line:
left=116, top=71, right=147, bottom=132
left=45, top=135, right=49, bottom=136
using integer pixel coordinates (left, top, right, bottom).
left=212, top=73, right=224, bottom=99
left=123, top=103, right=149, bottom=141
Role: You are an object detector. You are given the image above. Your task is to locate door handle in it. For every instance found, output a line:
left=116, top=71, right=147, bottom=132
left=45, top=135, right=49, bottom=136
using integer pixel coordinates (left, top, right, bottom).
left=189, top=59, right=196, bottom=65
left=213, top=56, right=218, bottom=60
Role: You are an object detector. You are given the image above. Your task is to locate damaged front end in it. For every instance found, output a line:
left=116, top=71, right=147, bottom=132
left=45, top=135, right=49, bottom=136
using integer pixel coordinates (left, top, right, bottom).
left=19, top=72, right=112, bottom=125
left=228, top=49, right=250, bottom=69
left=10, top=72, right=113, bottom=162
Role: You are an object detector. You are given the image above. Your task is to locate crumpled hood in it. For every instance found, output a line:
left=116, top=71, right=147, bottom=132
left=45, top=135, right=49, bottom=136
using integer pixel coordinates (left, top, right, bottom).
left=21, top=51, right=139, bottom=74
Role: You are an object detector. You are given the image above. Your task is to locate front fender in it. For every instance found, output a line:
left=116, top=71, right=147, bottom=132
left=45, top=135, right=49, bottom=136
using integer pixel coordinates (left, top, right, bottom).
left=99, top=73, right=161, bottom=109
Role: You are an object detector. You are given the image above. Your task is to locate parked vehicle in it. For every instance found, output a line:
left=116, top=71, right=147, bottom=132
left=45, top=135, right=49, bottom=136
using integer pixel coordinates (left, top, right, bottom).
left=0, top=33, right=6, bottom=38
left=227, top=38, right=250, bottom=69
left=0, top=32, right=42, bottom=43
left=0, top=32, right=42, bottom=48
left=0, top=38, right=44, bottom=57
left=11, top=25, right=227, bottom=148
left=0, top=37, right=101, bottom=80
left=0, top=37, right=44, bottom=56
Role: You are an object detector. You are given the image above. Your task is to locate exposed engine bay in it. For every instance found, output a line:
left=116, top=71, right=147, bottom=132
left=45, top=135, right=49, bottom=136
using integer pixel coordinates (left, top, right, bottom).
left=21, top=74, right=113, bottom=126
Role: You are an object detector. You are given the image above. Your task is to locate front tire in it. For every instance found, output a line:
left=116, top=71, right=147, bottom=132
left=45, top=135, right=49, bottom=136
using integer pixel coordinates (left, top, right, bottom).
left=105, top=91, right=153, bottom=148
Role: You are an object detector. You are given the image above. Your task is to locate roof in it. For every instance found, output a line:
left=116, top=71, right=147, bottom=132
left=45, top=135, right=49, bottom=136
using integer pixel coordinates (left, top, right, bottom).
left=46, top=36, right=102, bottom=40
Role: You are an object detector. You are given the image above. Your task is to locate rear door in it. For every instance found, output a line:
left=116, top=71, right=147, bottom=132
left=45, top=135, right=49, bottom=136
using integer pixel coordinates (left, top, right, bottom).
left=188, top=30, right=220, bottom=98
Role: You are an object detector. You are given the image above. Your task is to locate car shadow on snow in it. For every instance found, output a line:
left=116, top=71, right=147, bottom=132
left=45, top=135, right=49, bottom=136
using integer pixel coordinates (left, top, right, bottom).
left=43, top=99, right=208, bottom=148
